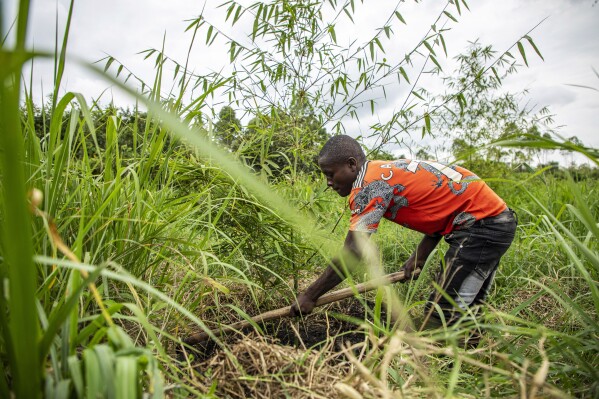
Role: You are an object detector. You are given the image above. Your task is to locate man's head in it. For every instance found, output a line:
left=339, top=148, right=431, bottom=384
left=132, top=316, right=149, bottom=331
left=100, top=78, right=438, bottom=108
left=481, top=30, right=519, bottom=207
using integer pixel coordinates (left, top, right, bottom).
left=318, top=135, right=366, bottom=197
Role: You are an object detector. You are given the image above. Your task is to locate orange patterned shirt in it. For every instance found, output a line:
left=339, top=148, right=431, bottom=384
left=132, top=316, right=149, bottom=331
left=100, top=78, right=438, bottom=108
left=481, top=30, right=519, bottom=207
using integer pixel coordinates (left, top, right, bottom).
left=349, top=160, right=507, bottom=236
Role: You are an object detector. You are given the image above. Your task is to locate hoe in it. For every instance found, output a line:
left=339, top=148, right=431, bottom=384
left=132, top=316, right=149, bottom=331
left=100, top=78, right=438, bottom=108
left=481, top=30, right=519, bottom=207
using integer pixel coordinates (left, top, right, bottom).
left=182, top=268, right=419, bottom=346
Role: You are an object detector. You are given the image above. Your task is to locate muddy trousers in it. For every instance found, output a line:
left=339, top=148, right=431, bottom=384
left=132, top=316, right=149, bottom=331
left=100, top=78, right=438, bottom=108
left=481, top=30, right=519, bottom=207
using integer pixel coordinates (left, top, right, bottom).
left=422, top=208, right=518, bottom=332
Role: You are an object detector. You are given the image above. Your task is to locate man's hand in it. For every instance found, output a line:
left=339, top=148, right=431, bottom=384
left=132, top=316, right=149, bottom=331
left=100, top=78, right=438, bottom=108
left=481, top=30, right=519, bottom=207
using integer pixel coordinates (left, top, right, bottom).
left=400, top=257, right=419, bottom=280
left=289, top=231, right=367, bottom=318
left=290, top=293, right=317, bottom=317
left=401, top=234, right=442, bottom=280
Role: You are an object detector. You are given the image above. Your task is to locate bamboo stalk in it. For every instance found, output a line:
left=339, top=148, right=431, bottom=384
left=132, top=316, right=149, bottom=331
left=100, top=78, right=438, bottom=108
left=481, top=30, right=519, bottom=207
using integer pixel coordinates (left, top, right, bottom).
left=183, top=269, right=418, bottom=345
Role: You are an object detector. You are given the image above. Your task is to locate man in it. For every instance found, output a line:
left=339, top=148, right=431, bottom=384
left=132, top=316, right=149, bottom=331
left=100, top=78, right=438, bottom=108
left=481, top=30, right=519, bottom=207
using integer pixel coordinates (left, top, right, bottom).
left=290, top=135, right=517, bottom=332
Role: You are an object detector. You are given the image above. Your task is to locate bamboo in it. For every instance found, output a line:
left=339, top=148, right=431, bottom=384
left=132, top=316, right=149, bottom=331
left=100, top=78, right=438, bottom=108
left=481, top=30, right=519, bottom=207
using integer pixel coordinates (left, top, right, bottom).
left=183, top=269, right=418, bottom=345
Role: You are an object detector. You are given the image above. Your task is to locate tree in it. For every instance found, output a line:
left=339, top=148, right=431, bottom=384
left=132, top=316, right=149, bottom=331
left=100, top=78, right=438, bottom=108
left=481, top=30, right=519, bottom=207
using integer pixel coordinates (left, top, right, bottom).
left=238, top=103, right=329, bottom=178
left=431, top=42, right=553, bottom=171
left=213, top=106, right=242, bottom=148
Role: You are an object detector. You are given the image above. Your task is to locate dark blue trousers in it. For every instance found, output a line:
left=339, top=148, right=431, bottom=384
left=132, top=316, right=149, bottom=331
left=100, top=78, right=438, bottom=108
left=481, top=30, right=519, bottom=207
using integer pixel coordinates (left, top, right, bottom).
left=424, top=208, right=518, bottom=327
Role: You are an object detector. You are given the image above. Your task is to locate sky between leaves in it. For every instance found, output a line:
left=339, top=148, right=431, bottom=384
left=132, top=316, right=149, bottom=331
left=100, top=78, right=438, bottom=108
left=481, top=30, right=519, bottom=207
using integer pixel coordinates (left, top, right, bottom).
left=3, top=0, right=599, bottom=163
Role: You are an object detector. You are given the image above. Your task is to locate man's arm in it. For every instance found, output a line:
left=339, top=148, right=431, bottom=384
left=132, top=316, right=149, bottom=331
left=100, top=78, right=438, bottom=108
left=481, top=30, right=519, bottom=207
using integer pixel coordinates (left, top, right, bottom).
left=290, top=230, right=371, bottom=316
left=400, top=234, right=442, bottom=279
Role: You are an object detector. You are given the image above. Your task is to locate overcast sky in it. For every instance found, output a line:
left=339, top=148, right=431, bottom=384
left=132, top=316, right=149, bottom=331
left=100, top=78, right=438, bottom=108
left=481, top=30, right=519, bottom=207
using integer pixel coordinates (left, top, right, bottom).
left=4, top=0, right=599, bottom=163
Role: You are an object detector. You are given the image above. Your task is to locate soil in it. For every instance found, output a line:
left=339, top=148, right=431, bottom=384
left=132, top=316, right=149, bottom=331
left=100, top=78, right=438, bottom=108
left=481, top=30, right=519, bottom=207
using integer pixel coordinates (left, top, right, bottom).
left=183, top=297, right=393, bottom=362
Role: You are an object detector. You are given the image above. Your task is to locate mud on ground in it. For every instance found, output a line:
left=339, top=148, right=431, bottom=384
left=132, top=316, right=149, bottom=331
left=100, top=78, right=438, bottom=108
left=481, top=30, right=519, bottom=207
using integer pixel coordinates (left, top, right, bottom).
left=186, top=298, right=395, bottom=398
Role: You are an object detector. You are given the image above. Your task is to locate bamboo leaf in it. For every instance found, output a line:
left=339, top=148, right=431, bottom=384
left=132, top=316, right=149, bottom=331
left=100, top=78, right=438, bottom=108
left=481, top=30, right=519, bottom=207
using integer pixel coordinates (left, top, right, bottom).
left=206, top=25, right=213, bottom=45
left=233, top=5, right=243, bottom=25
left=104, top=57, right=114, bottom=72
left=399, top=67, right=410, bottom=84
left=443, top=11, right=458, bottom=22
left=374, top=38, right=385, bottom=53
left=230, top=41, right=237, bottom=63
left=394, top=11, right=406, bottom=24
left=424, top=112, right=431, bottom=133
left=430, top=54, right=442, bottom=70
left=517, top=41, right=528, bottom=66
left=328, top=25, right=337, bottom=44
left=383, top=25, right=391, bottom=39
left=343, top=7, right=354, bottom=22
left=524, top=35, right=544, bottom=61
left=439, top=33, right=447, bottom=56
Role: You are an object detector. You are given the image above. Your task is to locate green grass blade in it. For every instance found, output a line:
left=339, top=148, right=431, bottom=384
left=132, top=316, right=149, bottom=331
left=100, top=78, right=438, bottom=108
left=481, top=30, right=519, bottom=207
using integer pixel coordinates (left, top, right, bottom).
left=83, top=348, right=103, bottom=398
left=0, top=51, right=41, bottom=399
left=115, top=356, right=137, bottom=399
left=38, top=263, right=107, bottom=362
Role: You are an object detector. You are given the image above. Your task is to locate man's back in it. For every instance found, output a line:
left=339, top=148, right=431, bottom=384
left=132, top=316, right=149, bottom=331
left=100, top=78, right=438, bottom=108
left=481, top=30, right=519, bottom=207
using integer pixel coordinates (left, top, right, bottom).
left=349, top=159, right=506, bottom=235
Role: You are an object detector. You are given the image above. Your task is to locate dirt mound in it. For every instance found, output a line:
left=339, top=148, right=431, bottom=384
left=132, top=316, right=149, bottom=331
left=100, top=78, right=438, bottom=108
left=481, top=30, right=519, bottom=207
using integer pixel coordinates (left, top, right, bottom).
left=197, top=335, right=347, bottom=398
left=188, top=298, right=398, bottom=397
left=265, top=297, right=392, bottom=350
left=185, top=298, right=393, bottom=361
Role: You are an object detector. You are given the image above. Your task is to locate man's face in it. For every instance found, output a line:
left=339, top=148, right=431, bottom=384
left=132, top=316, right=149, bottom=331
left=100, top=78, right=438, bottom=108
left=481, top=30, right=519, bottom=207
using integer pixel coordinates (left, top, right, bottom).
left=318, top=156, right=359, bottom=197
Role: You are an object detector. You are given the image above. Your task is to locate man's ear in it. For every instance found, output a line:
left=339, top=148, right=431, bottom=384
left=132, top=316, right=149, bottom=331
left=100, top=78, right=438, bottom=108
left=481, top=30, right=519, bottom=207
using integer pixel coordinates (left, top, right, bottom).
left=347, top=157, right=358, bottom=171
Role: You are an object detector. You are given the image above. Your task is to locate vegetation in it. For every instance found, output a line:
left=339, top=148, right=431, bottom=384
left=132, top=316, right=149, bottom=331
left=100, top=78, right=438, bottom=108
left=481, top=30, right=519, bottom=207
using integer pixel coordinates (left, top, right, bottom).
left=1, top=0, right=597, bottom=398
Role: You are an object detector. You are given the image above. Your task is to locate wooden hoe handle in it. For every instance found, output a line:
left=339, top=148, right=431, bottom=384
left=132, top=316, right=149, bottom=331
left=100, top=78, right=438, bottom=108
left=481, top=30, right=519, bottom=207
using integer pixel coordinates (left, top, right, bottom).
left=183, top=269, right=418, bottom=345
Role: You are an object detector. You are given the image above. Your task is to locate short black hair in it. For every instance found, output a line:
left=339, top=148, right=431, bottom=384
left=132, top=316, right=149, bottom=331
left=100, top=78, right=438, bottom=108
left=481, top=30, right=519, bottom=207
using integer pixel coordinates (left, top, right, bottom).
left=319, top=135, right=366, bottom=165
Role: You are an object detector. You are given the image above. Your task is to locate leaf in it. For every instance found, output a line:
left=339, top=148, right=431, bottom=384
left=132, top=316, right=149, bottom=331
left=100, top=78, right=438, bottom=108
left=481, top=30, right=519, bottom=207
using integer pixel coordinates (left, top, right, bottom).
left=564, top=83, right=599, bottom=92
left=384, top=25, right=391, bottom=39
left=411, top=90, right=425, bottom=101
left=142, top=49, right=155, bottom=60
left=439, top=34, right=447, bottom=56
left=524, top=35, right=544, bottom=61
left=369, top=41, right=375, bottom=61
left=68, top=356, right=84, bottom=398
left=374, top=38, right=385, bottom=53
left=116, top=357, right=137, bottom=399
left=424, top=112, right=431, bottom=133
left=430, top=55, right=442, bottom=71
left=517, top=41, right=528, bottom=66
left=423, top=41, right=436, bottom=56
left=225, top=2, right=235, bottom=21
left=489, top=69, right=504, bottom=90
left=399, top=67, right=410, bottom=84
left=84, top=349, right=103, bottom=399
left=209, top=31, right=218, bottom=46
left=443, top=11, right=458, bottom=22
left=394, top=11, right=406, bottom=24
left=230, top=41, right=237, bottom=63
left=233, top=5, right=243, bottom=25
left=104, top=57, right=114, bottom=72
left=343, top=7, right=354, bottom=22
left=329, top=25, right=337, bottom=43
left=206, top=25, right=213, bottom=45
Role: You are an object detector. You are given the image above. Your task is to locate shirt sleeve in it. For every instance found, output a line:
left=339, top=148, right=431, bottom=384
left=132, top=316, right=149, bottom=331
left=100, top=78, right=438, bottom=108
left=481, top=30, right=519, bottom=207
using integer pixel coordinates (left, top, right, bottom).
left=349, top=181, right=393, bottom=233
